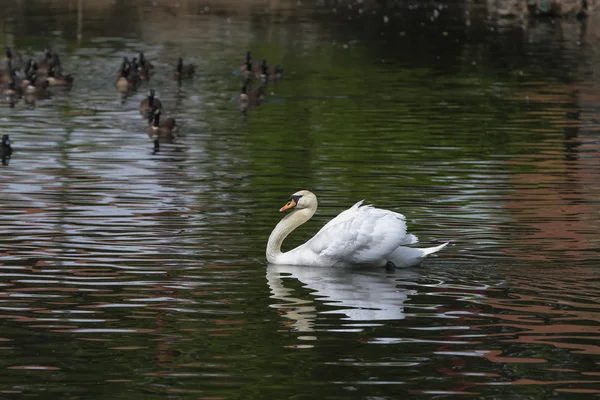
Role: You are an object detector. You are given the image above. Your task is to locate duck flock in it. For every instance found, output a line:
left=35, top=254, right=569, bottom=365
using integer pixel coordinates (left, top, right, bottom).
left=0, top=46, right=283, bottom=162
left=0, top=47, right=73, bottom=107
left=238, top=51, right=283, bottom=111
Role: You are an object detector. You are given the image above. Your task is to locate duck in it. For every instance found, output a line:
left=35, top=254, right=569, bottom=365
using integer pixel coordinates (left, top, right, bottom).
left=0, top=59, right=13, bottom=85
left=147, top=108, right=177, bottom=152
left=127, top=58, right=140, bottom=86
left=1, top=134, right=13, bottom=166
left=240, top=51, right=253, bottom=73
left=147, top=108, right=176, bottom=136
left=239, top=83, right=250, bottom=103
left=116, top=57, right=130, bottom=78
left=3, top=79, right=19, bottom=107
left=2, top=47, right=12, bottom=64
left=24, top=73, right=49, bottom=94
left=173, top=57, right=195, bottom=80
left=257, top=60, right=283, bottom=81
left=576, top=0, right=589, bottom=19
left=36, top=49, right=59, bottom=77
left=115, top=59, right=138, bottom=92
left=19, top=63, right=36, bottom=91
left=266, top=190, right=448, bottom=268
left=240, top=51, right=261, bottom=77
left=139, top=89, right=163, bottom=119
left=138, top=52, right=153, bottom=80
left=115, top=67, right=131, bottom=92
left=270, top=65, right=284, bottom=80
left=130, top=57, right=139, bottom=75
left=258, top=59, right=271, bottom=81
left=46, top=64, right=73, bottom=87
left=3, top=78, right=18, bottom=98
left=139, top=52, right=154, bottom=70
left=18, top=59, right=33, bottom=79
left=3, top=47, right=23, bottom=71
left=239, top=79, right=264, bottom=106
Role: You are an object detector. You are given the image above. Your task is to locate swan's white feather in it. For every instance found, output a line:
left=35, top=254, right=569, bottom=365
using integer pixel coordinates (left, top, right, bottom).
left=285, top=203, right=421, bottom=267
left=316, top=200, right=366, bottom=233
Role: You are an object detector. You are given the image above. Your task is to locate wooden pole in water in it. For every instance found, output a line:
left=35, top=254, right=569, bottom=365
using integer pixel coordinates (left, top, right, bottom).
left=77, top=0, right=83, bottom=41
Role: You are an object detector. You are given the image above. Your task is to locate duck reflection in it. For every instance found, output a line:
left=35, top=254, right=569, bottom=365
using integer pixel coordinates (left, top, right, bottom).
left=266, top=264, right=422, bottom=332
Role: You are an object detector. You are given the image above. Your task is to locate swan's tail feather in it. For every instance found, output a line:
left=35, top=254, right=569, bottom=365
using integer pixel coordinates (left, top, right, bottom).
left=400, top=234, right=419, bottom=245
left=387, top=242, right=449, bottom=268
left=421, top=242, right=449, bottom=257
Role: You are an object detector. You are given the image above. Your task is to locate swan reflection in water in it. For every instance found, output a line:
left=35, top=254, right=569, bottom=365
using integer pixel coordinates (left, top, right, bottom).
left=266, top=264, right=424, bottom=334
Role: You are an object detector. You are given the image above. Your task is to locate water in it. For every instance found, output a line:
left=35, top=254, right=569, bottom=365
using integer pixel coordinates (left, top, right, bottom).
left=1, top=0, right=600, bottom=398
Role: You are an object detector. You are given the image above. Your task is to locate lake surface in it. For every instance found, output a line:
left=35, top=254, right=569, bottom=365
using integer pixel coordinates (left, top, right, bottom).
left=1, top=0, right=600, bottom=398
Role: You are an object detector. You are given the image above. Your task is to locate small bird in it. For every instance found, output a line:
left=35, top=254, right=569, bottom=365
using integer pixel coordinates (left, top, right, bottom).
left=1, top=134, right=13, bottom=166
left=139, top=89, right=163, bottom=119
left=173, top=57, right=195, bottom=80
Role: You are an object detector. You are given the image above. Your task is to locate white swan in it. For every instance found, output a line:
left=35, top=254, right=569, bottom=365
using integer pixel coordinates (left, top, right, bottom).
left=266, top=190, right=448, bottom=268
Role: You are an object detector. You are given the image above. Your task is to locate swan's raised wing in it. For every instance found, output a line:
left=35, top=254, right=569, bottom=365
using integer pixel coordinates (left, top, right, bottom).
left=304, top=203, right=415, bottom=266
left=316, top=200, right=365, bottom=234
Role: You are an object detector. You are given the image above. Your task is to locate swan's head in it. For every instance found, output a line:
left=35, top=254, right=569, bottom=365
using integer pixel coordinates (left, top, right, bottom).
left=279, top=190, right=317, bottom=212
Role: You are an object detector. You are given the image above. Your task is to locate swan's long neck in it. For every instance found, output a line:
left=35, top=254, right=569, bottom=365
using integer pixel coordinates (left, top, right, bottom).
left=266, top=207, right=316, bottom=263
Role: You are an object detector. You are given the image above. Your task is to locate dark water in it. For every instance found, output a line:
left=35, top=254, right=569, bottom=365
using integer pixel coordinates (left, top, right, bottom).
left=1, top=0, right=600, bottom=398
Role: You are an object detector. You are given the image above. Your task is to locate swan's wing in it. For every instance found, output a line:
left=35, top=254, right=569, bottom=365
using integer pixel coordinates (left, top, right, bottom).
left=305, top=204, right=414, bottom=266
left=316, top=200, right=365, bottom=234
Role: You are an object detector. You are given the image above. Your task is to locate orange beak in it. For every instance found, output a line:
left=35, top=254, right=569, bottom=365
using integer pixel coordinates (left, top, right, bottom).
left=279, top=198, right=297, bottom=212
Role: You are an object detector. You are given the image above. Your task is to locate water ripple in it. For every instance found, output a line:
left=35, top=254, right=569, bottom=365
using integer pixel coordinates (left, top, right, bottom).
left=1, top=1, right=600, bottom=398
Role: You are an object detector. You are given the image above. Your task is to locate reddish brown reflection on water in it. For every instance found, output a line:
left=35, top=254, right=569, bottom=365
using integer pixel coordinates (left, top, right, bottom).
left=442, top=265, right=600, bottom=395
left=502, top=79, right=600, bottom=262
left=480, top=268, right=600, bottom=353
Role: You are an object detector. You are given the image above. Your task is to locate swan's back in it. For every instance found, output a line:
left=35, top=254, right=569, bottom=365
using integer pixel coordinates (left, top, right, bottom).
left=302, top=201, right=414, bottom=267
left=316, top=200, right=365, bottom=234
